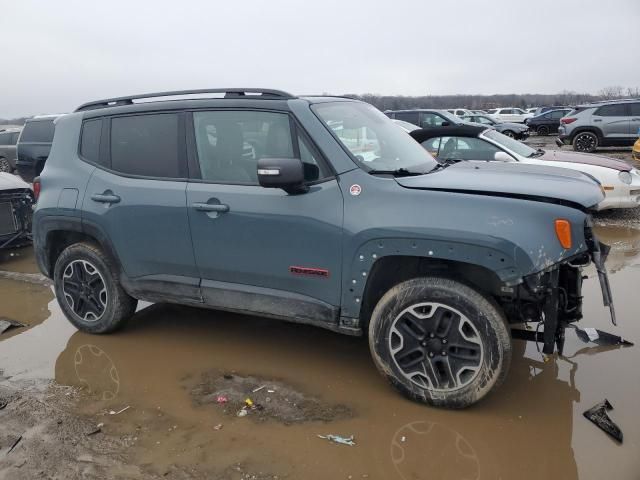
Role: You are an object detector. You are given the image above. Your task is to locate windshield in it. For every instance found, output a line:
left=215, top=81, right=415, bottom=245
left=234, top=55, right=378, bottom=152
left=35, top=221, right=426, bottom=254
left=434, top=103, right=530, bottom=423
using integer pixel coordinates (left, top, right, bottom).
left=312, top=102, right=438, bottom=174
left=484, top=129, right=537, bottom=157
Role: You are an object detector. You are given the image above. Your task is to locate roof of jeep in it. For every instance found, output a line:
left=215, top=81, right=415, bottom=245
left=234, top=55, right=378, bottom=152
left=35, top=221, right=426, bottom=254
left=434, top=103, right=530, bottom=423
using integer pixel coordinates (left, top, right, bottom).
left=74, top=89, right=359, bottom=118
left=409, top=125, right=486, bottom=142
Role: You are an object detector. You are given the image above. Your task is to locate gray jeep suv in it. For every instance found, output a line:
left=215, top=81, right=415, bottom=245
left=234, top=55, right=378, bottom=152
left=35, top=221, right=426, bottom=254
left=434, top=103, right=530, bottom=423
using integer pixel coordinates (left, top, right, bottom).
left=33, top=88, right=615, bottom=408
left=557, top=99, right=640, bottom=152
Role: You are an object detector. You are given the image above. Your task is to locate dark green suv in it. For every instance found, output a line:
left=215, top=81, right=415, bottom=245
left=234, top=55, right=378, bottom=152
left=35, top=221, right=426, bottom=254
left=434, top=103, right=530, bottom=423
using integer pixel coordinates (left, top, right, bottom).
left=32, top=88, right=614, bottom=408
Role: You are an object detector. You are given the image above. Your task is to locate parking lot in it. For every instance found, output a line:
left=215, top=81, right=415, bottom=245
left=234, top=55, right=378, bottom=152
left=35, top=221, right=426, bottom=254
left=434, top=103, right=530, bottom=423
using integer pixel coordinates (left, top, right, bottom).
left=0, top=133, right=638, bottom=479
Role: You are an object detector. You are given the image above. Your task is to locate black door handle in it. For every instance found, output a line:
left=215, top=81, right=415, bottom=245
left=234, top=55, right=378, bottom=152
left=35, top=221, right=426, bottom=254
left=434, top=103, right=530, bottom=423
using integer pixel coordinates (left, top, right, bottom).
left=192, top=202, right=230, bottom=213
left=91, top=193, right=121, bottom=204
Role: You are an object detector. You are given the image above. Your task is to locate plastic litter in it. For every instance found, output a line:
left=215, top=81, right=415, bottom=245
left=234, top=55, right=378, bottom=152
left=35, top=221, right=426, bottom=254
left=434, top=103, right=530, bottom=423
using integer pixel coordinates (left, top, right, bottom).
left=214, top=424, right=223, bottom=430
left=223, top=374, right=233, bottom=380
left=245, top=398, right=254, bottom=407
left=237, top=408, right=248, bottom=417
left=0, top=398, right=7, bottom=410
left=252, top=385, right=266, bottom=393
left=317, top=434, right=356, bottom=446
left=108, top=406, right=130, bottom=415
left=583, top=399, right=623, bottom=443
left=267, top=389, right=275, bottom=393
left=216, top=395, right=228, bottom=404
left=573, top=326, right=634, bottom=347
left=7, top=435, right=22, bottom=454
left=87, top=422, right=104, bottom=436
left=0, top=318, right=25, bottom=335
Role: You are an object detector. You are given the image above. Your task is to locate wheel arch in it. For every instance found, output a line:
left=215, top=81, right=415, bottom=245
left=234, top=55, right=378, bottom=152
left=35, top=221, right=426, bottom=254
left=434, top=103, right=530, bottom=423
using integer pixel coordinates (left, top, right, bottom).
left=341, top=237, right=526, bottom=327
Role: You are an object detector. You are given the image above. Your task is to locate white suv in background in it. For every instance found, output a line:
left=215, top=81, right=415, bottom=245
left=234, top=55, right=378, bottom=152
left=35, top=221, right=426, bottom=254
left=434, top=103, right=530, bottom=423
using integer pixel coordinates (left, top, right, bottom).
left=485, top=108, right=533, bottom=123
left=446, top=108, right=473, bottom=117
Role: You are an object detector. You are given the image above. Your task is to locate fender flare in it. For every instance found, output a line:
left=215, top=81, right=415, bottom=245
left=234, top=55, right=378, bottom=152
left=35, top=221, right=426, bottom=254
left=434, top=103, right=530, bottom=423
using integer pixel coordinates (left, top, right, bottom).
left=340, top=236, right=530, bottom=319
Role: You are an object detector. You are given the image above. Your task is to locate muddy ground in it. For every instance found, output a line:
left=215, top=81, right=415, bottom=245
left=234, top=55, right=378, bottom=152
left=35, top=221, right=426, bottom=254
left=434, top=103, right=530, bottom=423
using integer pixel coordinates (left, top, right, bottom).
left=1, top=138, right=639, bottom=479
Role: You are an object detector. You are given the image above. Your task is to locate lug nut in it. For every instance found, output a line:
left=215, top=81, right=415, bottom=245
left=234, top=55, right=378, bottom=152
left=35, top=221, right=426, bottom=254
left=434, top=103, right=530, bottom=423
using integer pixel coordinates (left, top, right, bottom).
left=442, top=351, right=447, bottom=356
left=430, top=333, right=435, bottom=338
left=428, top=352, right=434, bottom=358
left=421, top=341, right=427, bottom=347
left=442, top=339, right=447, bottom=344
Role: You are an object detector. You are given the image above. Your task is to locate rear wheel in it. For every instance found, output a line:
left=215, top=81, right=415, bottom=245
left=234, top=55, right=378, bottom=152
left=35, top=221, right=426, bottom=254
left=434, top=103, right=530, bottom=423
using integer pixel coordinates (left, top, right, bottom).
left=502, top=130, right=515, bottom=138
left=0, top=158, right=10, bottom=173
left=368, top=277, right=511, bottom=408
left=54, top=242, right=137, bottom=334
left=573, top=132, right=598, bottom=153
left=537, top=125, right=550, bottom=136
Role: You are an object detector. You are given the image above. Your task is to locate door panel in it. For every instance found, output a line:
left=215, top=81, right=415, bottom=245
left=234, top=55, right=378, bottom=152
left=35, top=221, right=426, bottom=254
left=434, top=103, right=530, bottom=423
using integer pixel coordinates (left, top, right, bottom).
left=82, top=169, right=199, bottom=295
left=187, top=181, right=344, bottom=307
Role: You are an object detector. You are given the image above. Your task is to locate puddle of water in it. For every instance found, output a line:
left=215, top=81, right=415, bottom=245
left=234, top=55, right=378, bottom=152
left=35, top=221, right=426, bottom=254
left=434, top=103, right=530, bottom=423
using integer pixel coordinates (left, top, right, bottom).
left=1, top=225, right=639, bottom=479
left=0, top=246, right=40, bottom=274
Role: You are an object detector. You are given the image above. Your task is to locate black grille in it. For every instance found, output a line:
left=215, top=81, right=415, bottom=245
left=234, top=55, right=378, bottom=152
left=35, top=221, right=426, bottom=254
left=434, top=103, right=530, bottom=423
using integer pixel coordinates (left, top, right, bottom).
left=0, top=202, right=16, bottom=236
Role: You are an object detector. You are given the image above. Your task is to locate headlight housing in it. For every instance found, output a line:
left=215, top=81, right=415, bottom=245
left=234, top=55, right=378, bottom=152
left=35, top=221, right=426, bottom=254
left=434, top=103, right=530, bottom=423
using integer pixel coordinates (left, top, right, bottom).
left=618, top=171, right=632, bottom=185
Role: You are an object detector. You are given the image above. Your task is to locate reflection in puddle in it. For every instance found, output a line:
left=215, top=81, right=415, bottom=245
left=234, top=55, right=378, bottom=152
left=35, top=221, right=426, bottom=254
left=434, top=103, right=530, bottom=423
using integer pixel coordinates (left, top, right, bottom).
left=1, top=228, right=639, bottom=478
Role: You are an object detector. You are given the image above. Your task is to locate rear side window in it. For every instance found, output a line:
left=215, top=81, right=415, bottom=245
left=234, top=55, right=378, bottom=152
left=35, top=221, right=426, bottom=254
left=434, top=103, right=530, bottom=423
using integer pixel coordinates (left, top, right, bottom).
left=394, top=112, right=420, bottom=125
left=110, top=114, right=181, bottom=178
left=20, top=120, right=55, bottom=143
left=630, top=103, right=640, bottom=116
left=550, top=110, right=566, bottom=119
left=595, top=104, right=627, bottom=117
left=79, top=119, right=102, bottom=163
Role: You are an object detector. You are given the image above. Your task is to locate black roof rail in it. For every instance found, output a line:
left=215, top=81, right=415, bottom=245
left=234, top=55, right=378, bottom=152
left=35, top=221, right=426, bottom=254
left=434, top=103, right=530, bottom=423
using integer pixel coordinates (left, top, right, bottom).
left=75, top=88, right=296, bottom=112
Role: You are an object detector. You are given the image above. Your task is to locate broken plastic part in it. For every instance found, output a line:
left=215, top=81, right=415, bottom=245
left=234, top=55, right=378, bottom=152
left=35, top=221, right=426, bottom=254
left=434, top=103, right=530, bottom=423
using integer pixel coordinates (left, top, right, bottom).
left=572, top=326, right=634, bottom=347
left=583, top=399, right=623, bottom=443
left=317, top=434, right=356, bottom=446
left=0, top=318, right=25, bottom=335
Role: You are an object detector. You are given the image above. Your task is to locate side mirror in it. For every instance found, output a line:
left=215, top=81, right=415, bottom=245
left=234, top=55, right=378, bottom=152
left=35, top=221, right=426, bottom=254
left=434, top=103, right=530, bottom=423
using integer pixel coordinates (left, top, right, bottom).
left=257, top=157, right=307, bottom=194
left=494, top=151, right=513, bottom=162
left=441, top=121, right=450, bottom=127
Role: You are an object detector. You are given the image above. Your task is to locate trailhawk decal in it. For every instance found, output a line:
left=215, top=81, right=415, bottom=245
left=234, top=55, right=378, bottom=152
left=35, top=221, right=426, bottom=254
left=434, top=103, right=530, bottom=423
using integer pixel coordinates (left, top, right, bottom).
left=289, top=266, right=330, bottom=278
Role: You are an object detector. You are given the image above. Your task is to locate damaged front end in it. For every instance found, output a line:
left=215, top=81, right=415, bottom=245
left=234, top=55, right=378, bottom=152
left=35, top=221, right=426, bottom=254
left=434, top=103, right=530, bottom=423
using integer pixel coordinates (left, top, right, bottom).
left=0, top=189, right=34, bottom=249
left=505, top=218, right=621, bottom=355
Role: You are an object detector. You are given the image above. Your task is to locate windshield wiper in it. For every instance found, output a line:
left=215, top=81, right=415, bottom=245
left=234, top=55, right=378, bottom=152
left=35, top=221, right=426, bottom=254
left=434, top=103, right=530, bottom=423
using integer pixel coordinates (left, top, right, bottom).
left=368, top=168, right=425, bottom=177
left=430, top=157, right=464, bottom=172
left=528, top=148, right=545, bottom=158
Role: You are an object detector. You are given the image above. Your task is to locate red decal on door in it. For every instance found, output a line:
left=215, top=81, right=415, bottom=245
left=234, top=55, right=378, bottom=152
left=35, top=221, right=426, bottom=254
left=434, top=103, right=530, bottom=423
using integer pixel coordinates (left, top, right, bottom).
left=289, top=266, right=330, bottom=278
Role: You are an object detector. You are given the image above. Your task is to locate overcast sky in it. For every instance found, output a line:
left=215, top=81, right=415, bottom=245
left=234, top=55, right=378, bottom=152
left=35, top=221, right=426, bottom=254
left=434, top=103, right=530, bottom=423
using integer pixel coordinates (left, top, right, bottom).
left=1, top=0, right=638, bottom=117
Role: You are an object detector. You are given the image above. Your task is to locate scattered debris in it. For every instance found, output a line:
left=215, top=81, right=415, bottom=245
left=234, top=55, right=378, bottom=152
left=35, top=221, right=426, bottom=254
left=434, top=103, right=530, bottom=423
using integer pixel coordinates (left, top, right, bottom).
left=573, top=326, right=634, bottom=347
left=223, top=374, right=234, bottom=380
left=214, top=424, right=223, bottom=430
left=7, top=435, right=22, bottom=454
left=0, top=398, right=7, bottom=410
left=400, top=436, right=406, bottom=443
left=317, top=434, right=356, bottom=446
left=108, top=406, right=130, bottom=415
left=86, top=423, right=104, bottom=436
left=245, top=398, right=254, bottom=407
left=252, top=385, right=266, bottom=393
left=0, top=317, right=25, bottom=335
left=216, top=395, right=228, bottom=404
left=267, top=389, right=275, bottom=393
left=237, top=408, right=248, bottom=418
left=583, top=399, right=623, bottom=443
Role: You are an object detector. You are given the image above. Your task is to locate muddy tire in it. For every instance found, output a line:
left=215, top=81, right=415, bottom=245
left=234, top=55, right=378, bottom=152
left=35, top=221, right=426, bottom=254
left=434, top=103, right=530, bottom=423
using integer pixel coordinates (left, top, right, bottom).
left=0, top=157, right=10, bottom=173
left=537, top=125, right=550, bottom=136
left=53, top=242, right=137, bottom=334
left=368, top=277, right=511, bottom=408
left=572, top=131, right=598, bottom=153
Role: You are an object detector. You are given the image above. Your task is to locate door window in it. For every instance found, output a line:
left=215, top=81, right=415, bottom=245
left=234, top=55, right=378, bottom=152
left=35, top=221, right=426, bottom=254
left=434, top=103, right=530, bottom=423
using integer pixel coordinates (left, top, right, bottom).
left=192, top=110, right=326, bottom=184
left=110, top=113, right=182, bottom=178
left=20, top=120, right=55, bottom=143
left=550, top=110, right=567, bottom=119
left=595, top=104, right=628, bottom=117
left=419, top=113, right=449, bottom=127
left=629, top=103, right=640, bottom=116
left=394, top=112, right=420, bottom=125
left=500, top=109, right=514, bottom=115
left=0, top=132, right=11, bottom=145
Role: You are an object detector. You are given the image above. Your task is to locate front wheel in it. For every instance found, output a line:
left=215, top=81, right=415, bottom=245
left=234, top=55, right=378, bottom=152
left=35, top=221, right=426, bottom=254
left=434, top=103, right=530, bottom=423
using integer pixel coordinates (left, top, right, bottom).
left=537, top=125, right=550, bottom=136
left=54, top=242, right=137, bottom=334
left=368, top=277, right=511, bottom=408
left=0, top=158, right=10, bottom=173
left=502, top=130, right=515, bottom=138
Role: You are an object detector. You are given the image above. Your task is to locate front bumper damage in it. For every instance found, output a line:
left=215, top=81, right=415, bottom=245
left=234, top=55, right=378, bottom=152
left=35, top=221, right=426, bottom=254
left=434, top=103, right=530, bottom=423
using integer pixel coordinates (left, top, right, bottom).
left=0, top=189, right=34, bottom=249
left=507, top=221, right=623, bottom=355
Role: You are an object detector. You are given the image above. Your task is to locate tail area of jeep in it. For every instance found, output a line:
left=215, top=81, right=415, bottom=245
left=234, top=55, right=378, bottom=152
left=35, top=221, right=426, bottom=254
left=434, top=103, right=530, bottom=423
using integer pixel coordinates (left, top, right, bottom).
left=32, top=89, right=615, bottom=408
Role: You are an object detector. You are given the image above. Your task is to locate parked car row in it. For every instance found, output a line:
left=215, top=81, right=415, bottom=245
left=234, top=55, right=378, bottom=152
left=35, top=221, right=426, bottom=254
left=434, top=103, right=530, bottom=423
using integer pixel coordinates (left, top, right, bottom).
left=30, top=88, right=617, bottom=409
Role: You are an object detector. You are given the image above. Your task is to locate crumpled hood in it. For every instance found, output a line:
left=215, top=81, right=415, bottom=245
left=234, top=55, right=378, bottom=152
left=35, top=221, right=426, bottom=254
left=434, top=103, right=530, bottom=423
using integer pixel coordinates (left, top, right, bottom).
left=539, top=150, right=631, bottom=172
left=0, top=172, right=31, bottom=191
left=395, top=161, right=604, bottom=209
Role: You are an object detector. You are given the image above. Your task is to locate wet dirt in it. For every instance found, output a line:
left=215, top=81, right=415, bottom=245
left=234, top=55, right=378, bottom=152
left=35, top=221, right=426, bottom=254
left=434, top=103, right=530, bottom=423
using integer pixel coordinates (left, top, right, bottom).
left=1, top=223, right=640, bottom=479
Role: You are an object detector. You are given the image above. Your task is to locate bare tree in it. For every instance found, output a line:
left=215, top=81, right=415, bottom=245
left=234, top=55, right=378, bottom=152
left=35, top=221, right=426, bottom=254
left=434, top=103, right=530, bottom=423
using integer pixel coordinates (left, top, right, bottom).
left=598, top=86, right=625, bottom=99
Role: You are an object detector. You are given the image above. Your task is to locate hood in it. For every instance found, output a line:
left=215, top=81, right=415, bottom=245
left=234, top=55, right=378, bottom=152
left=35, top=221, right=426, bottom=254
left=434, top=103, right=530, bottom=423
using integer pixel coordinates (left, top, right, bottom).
left=539, top=150, right=631, bottom=172
left=395, top=161, right=603, bottom=209
left=0, top=172, right=31, bottom=191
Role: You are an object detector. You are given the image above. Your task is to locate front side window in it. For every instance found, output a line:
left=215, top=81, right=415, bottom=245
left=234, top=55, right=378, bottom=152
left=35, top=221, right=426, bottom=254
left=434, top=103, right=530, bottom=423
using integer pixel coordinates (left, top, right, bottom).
left=595, top=104, right=627, bottom=117
left=110, top=113, right=181, bottom=178
left=475, top=116, right=494, bottom=125
left=20, top=120, right=55, bottom=143
left=424, top=136, right=501, bottom=161
left=484, top=129, right=536, bottom=158
left=313, top=102, right=438, bottom=174
left=0, top=132, right=11, bottom=145
left=420, top=112, right=449, bottom=127
left=500, top=109, right=513, bottom=115
left=193, top=110, right=326, bottom=184
left=629, top=103, right=640, bottom=116
left=550, top=110, right=567, bottom=119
